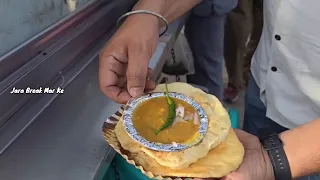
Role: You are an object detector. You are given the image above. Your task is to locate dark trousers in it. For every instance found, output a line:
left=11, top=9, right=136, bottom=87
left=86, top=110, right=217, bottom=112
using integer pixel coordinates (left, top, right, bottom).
left=185, top=13, right=226, bottom=99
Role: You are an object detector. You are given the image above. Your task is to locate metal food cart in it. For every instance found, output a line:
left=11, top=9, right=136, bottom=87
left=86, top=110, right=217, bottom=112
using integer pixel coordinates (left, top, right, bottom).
left=0, top=0, right=185, bottom=179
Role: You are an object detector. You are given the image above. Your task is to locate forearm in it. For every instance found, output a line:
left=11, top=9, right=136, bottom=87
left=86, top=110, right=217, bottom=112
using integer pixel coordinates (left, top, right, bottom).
left=133, top=0, right=201, bottom=23
left=279, top=118, right=320, bottom=178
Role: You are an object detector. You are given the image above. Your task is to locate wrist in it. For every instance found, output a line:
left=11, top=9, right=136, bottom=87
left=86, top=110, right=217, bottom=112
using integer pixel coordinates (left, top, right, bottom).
left=261, top=146, right=276, bottom=180
left=259, top=129, right=292, bottom=180
left=133, top=0, right=165, bottom=14
left=133, top=0, right=167, bottom=27
left=279, top=131, right=297, bottom=178
left=126, top=13, right=160, bottom=27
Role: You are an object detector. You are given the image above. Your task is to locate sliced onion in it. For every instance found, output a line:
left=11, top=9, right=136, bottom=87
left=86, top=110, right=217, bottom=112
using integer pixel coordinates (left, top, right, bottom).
left=175, top=106, right=185, bottom=118
left=193, top=112, right=199, bottom=125
left=172, top=142, right=178, bottom=147
left=172, top=116, right=185, bottom=126
left=183, top=112, right=193, bottom=121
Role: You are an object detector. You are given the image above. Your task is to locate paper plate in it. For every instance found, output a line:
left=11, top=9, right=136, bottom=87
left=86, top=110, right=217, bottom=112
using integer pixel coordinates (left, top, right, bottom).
left=102, top=106, right=244, bottom=180
left=102, top=106, right=187, bottom=180
left=102, top=83, right=245, bottom=180
left=122, top=92, right=208, bottom=152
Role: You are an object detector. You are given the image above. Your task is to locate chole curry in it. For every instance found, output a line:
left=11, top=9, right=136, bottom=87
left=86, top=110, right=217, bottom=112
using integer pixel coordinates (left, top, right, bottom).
left=113, top=82, right=243, bottom=174
left=132, top=96, right=200, bottom=144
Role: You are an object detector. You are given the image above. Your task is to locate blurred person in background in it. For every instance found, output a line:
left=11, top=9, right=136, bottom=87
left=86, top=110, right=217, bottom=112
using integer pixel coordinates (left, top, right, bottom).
left=186, top=0, right=237, bottom=100
left=224, top=0, right=263, bottom=102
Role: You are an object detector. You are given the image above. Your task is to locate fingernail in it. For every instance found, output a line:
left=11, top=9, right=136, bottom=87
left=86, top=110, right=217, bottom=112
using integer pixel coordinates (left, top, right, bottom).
left=129, top=87, right=143, bottom=97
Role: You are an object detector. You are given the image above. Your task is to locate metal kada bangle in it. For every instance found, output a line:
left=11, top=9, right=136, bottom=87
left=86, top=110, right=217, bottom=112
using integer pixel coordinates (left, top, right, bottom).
left=116, top=10, right=169, bottom=36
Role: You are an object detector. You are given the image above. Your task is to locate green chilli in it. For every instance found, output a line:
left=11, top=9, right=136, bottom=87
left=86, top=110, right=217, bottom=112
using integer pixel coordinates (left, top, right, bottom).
left=155, top=83, right=176, bottom=135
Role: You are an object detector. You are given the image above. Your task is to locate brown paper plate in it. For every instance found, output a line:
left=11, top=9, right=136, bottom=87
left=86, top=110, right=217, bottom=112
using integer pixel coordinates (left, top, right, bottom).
left=102, top=105, right=195, bottom=180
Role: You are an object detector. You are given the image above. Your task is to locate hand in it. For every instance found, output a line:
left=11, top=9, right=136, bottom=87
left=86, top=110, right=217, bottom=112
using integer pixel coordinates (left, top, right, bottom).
left=194, top=129, right=275, bottom=180
left=99, top=14, right=158, bottom=104
left=220, top=129, right=274, bottom=180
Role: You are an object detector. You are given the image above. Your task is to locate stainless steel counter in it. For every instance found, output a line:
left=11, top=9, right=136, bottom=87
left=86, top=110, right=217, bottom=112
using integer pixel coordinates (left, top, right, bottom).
left=0, top=59, right=119, bottom=180
left=0, top=11, right=185, bottom=180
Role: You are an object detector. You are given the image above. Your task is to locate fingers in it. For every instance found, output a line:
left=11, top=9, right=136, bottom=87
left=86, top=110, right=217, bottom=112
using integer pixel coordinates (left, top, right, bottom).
left=99, top=15, right=159, bottom=102
left=99, top=54, right=130, bottom=104
left=126, top=42, right=153, bottom=98
left=147, top=68, right=154, bottom=79
left=99, top=17, right=158, bottom=102
left=145, top=79, right=156, bottom=91
left=99, top=51, right=156, bottom=104
left=146, top=68, right=156, bottom=90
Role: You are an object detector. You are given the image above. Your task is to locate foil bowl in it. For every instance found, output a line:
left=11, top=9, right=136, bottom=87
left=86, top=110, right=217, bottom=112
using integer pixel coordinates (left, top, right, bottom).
left=122, top=92, right=208, bottom=152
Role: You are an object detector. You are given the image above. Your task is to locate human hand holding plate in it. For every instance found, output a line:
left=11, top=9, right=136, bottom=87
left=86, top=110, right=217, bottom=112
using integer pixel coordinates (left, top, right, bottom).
left=195, top=130, right=274, bottom=180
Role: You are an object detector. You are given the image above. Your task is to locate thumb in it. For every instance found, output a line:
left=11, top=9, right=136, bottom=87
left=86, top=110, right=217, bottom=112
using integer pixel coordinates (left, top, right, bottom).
left=127, top=44, right=151, bottom=98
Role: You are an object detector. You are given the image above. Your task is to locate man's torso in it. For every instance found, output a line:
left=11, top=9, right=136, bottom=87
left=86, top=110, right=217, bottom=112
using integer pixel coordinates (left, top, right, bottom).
left=251, top=0, right=320, bottom=128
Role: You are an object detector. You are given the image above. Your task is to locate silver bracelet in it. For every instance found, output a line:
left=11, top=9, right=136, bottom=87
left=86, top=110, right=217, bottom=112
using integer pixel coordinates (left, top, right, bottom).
left=116, top=10, right=169, bottom=37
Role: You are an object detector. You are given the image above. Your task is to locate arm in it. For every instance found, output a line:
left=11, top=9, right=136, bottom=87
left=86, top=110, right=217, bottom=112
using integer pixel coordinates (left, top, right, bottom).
left=132, top=0, right=202, bottom=24
left=99, top=0, right=202, bottom=103
left=280, top=118, right=320, bottom=178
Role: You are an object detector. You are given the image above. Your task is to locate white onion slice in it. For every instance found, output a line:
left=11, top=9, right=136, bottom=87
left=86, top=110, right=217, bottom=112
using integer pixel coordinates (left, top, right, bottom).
left=175, top=106, right=185, bottom=118
left=183, top=113, right=193, bottom=121
left=193, top=112, right=199, bottom=125
left=172, top=116, right=185, bottom=126
left=172, top=142, right=178, bottom=147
